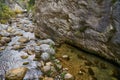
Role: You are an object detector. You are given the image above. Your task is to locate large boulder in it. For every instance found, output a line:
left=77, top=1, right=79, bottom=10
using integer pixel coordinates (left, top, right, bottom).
left=34, top=0, right=120, bottom=65
left=5, top=67, right=28, bottom=80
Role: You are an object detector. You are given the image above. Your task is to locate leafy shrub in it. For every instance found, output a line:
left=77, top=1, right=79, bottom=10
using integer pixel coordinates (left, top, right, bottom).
left=0, top=2, right=15, bottom=24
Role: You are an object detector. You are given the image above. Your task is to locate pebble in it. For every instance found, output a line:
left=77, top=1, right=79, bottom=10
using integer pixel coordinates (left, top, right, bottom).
left=63, top=68, right=69, bottom=71
left=64, top=73, right=73, bottom=79
left=62, top=55, right=70, bottom=61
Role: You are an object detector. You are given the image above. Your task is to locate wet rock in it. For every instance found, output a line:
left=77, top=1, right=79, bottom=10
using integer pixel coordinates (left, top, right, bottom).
left=0, top=30, right=10, bottom=37
left=41, top=52, right=50, bottom=61
left=0, top=47, right=5, bottom=51
left=24, top=68, right=42, bottom=80
left=23, top=62, right=29, bottom=65
left=64, top=73, right=73, bottom=80
left=20, top=55, right=28, bottom=59
left=18, top=37, right=29, bottom=43
left=13, top=45, right=24, bottom=50
left=5, top=67, right=28, bottom=80
left=1, top=37, right=11, bottom=43
left=14, top=32, right=23, bottom=36
left=26, top=50, right=34, bottom=55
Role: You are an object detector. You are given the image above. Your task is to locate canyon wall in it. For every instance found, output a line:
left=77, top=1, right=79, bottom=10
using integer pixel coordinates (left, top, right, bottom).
left=34, top=0, right=120, bottom=65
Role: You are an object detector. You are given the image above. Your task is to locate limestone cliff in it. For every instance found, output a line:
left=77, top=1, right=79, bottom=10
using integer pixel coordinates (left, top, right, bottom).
left=34, top=0, right=120, bottom=65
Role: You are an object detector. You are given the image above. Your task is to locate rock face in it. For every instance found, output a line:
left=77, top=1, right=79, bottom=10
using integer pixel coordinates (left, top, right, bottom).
left=34, top=0, right=120, bottom=65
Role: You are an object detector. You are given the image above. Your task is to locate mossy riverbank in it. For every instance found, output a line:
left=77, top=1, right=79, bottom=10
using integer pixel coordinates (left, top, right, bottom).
left=56, top=44, right=120, bottom=80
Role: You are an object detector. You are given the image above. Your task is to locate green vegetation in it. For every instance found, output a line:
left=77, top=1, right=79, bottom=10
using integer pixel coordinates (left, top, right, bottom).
left=0, top=2, right=15, bottom=24
left=27, top=0, right=35, bottom=11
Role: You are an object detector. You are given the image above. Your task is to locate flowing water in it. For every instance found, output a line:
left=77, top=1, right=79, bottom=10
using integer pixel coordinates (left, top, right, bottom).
left=0, top=14, right=42, bottom=80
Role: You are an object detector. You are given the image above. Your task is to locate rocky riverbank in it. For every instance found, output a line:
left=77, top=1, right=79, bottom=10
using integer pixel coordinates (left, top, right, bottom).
left=0, top=13, right=75, bottom=80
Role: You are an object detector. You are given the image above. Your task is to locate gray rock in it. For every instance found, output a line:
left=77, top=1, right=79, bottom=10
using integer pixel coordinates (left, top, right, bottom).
left=34, top=0, right=120, bottom=65
left=41, top=52, right=50, bottom=61
left=40, top=44, right=55, bottom=55
left=39, top=39, right=55, bottom=45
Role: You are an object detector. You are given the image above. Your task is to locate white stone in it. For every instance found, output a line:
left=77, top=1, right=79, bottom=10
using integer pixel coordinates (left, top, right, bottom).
left=39, top=39, right=55, bottom=45
left=41, top=52, right=50, bottom=61
left=64, top=73, right=73, bottom=79
left=40, top=44, right=55, bottom=55
left=23, top=32, right=35, bottom=40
